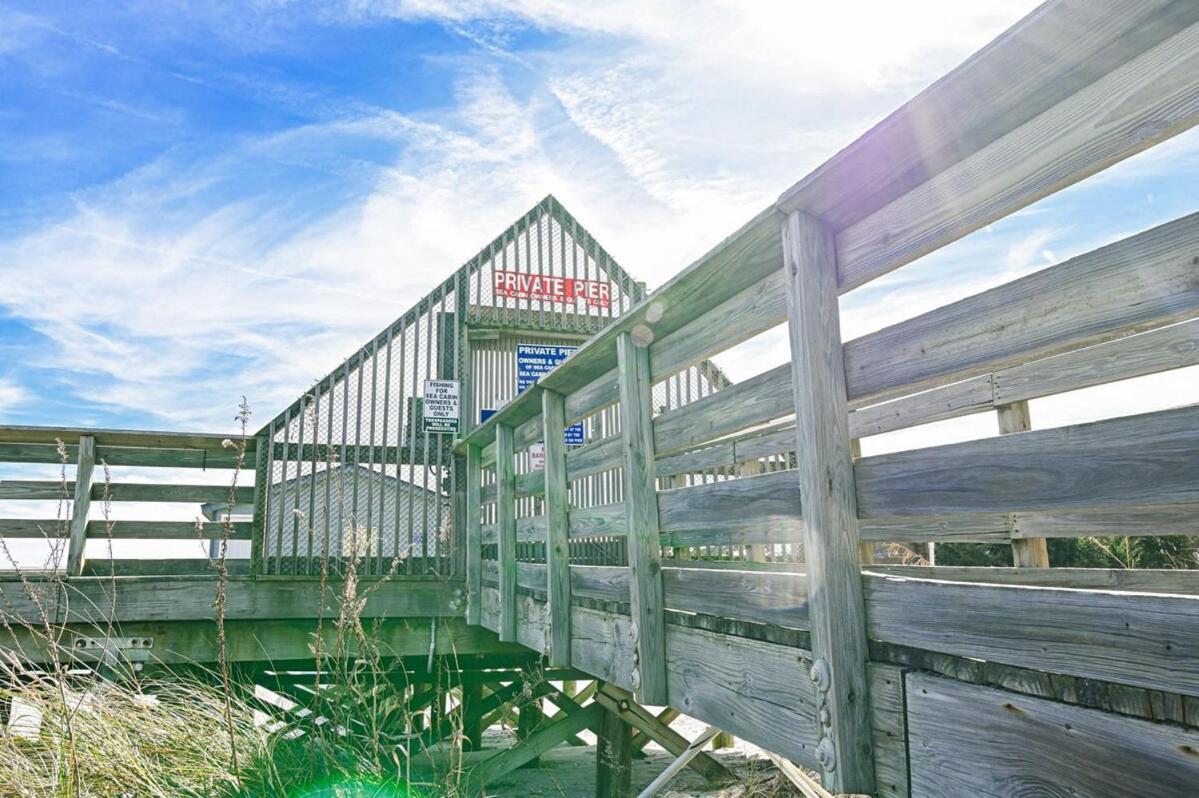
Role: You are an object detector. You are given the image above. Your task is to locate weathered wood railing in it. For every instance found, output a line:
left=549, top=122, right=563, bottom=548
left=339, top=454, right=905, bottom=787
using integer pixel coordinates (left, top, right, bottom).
left=457, top=2, right=1199, bottom=795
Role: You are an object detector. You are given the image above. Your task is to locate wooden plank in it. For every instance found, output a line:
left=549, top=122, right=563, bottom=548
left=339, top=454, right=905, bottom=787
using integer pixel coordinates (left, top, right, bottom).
left=866, top=575, right=1199, bottom=697
left=565, top=434, right=622, bottom=481
left=495, top=423, right=518, bottom=642
left=996, top=401, right=1049, bottom=567
left=653, top=363, right=792, bottom=457
left=782, top=210, right=874, bottom=793
left=249, top=431, right=269, bottom=578
left=0, top=425, right=251, bottom=451
left=776, top=1, right=1199, bottom=228
left=616, top=332, right=668, bottom=705
left=634, top=725, right=721, bottom=798
left=542, top=389, right=572, bottom=666
left=650, top=269, right=788, bottom=381
left=855, top=404, right=1199, bottom=518
left=868, top=663, right=909, bottom=798
left=596, top=700, right=633, bottom=798
left=663, top=566, right=809, bottom=631
left=906, top=673, right=1199, bottom=798
left=848, top=375, right=994, bottom=438
left=84, top=521, right=253, bottom=540
left=67, top=436, right=95, bottom=577
left=657, top=470, right=800, bottom=547
left=465, top=443, right=483, bottom=626
left=844, top=212, right=1199, bottom=404
left=470, top=703, right=601, bottom=789
left=858, top=513, right=1010, bottom=544
left=1012, top=502, right=1199, bottom=540
left=867, top=565, right=1199, bottom=595
left=834, top=20, right=1199, bottom=291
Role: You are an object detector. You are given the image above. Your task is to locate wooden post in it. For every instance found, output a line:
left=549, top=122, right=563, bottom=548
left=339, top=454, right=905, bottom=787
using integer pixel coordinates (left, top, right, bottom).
left=496, top=424, right=518, bottom=642
left=740, top=458, right=767, bottom=563
left=998, top=400, right=1051, bottom=568
left=517, top=694, right=545, bottom=768
left=465, top=443, right=483, bottom=625
left=596, top=700, right=633, bottom=798
left=616, top=332, right=668, bottom=706
left=250, top=432, right=269, bottom=577
left=851, top=439, right=874, bottom=566
left=66, top=435, right=95, bottom=577
left=782, top=210, right=876, bottom=794
left=542, top=389, right=572, bottom=666
left=462, top=681, right=484, bottom=752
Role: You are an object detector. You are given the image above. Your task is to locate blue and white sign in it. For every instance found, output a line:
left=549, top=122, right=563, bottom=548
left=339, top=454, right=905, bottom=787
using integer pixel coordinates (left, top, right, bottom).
left=516, top=344, right=585, bottom=445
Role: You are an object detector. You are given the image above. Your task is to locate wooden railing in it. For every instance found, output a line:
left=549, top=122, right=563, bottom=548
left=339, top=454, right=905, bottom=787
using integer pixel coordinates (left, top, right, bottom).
left=457, top=3, right=1199, bottom=795
left=0, top=425, right=255, bottom=577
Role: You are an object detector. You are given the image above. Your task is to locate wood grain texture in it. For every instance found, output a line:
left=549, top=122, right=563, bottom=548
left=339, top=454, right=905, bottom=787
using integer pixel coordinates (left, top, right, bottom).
left=657, top=470, right=801, bottom=547
left=867, top=565, right=1199, bottom=595
left=616, top=332, right=668, bottom=705
left=565, top=434, right=622, bottom=482
left=835, top=20, right=1199, bottom=291
left=868, top=664, right=910, bottom=798
left=653, top=363, right=792, bottom=457
left=844, top=211, right=1199, bottom=404
left=777, top=1, right=1199, bottom=227
left=996, top=401, right=1050, bottom=568
left=543, top=390, right=572, bottom=667
left=783, top=210, right=874, bottom=793
left=465, top=444, right=483, bottom=626
left=855, top=404, right=1199, bottom=518
left=906, top=673, right=1199, bottom=798
left=66, top=436, right=95, bottom=577
left=866, top=575, right=1199, bottom=697
left=496, top=423, right=518, bottom=642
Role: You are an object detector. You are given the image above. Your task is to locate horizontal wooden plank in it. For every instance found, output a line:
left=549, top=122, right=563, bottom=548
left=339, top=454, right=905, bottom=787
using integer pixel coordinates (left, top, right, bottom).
left=834, top=19, right=1199, bottom=291
left=0, top=442, right=246, bottom=469
left=480, top=514, right=546, bottom=546
left=0, top=481, right=254, bottom=504
left=565, top=435, right=621, bottom=481
left=993, top=317, right=1199, bottom=405
left=857, top=513, right=1011, bottom=544
left=658, top=470, right=801, bottom=547
left=0, top=576, right=460, bottom=625
left=653, top=364, right=792, bottom=456
left=0, top=519, right=251, bottom=540
left=868, top=565, right=1199, bottom=595
left=777, top=0, right=1199, bottom=228
left=844, top=211, right=1199, bottom=404
left=568, top=501, right=624, bottom=538
left=0, top=424, right=251, bottom=451
left=907, top=673, right=1199, bottom=798
left=1012, top=503, right=1199, bottom=540
left=855, top=404, right=1199, bottom=517
left=650, top=269, right=788, bottom=381
left=866, top=575, right=1199, bottom=697
left=664, top=566, right=809, bottom=631
left=849, top=375, right=995, bottom=438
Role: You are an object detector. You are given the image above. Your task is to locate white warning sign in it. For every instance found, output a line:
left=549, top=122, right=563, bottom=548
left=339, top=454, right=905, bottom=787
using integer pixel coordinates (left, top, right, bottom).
left=422, top=379, right=460, bottom=434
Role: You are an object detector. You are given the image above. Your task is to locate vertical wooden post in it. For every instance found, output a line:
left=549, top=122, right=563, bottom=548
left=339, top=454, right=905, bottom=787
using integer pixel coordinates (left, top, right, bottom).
left=496, top=424, right=518, bottom=642
left=517, top=694, right=544, bottom=768
left=66, top=435, right=95, bottom=577
left=543, top=388, right=572, bottom=666
left=998, top=400, right=1050, bottom=568
left=740, top=459, right=768, bottom=563
left=616, top=332, right=668, bottom=706
left=782, top=210, right=875, bottom=794
left=250, top=433, right=270, bottom=578
left=462, top=681, right=484, bottom=752
left=850, top=439, right=875, bottom=566
left=596, top=697, right=633, bottom=798
left=465, top=443, right=484, bottom=625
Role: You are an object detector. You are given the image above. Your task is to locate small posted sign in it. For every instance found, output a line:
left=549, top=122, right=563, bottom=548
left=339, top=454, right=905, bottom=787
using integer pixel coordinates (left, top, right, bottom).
left=422, top=379, right=460, bottom=434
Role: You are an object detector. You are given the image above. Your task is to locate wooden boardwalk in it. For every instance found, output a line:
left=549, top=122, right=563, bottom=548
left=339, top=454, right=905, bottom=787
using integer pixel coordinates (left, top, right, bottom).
left=3, top=2, right=1199, bottom=795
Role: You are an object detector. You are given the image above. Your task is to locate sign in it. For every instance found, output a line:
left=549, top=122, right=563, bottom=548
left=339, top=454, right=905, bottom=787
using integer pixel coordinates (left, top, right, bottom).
left=517, top=345, right=585, bottom=445
left=528, top=442, right=545, bottom=471
left=494, top=270, right=612, bottom=308
left=421, top=379, right=460, bottom=434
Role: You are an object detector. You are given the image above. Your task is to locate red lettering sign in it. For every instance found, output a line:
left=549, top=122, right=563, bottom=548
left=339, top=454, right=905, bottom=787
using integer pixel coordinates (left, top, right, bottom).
left=493, top=271, right=612, bottom=308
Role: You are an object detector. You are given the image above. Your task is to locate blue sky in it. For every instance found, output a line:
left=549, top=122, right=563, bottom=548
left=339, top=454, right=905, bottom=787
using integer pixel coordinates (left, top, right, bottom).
left=2, top=0, right=1198, bottom=437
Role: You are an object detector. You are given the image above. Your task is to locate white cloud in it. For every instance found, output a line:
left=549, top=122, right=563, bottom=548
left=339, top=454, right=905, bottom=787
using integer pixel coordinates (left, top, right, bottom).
left=0, top=379, right=27, bottom=415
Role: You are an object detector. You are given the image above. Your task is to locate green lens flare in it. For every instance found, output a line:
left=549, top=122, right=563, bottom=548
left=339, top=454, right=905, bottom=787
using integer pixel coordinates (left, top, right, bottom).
left=289, top=775, right=434, bottom=798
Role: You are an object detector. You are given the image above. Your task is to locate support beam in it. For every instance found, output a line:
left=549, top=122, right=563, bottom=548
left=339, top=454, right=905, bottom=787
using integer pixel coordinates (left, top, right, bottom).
left=250, top=432, right=269, bottom=577
left=998, top=400, right=1050, bottom=568
left=542, top=388, right=572, bottom=666
left=496, top=423, right=518, bottom=642
left=470, top=703, right=601, bottom=790
left=517, top=694, right=545, bottom=768
left=462, top=681, right=484, bottom=752
left=465, top=443, right=484, bottom=625
left=597, top=700, right=633, bottom=798
left=616, top=332, right=668, bottom=705
left=782, top=210, right=875, bottom=793
left=66, top=435, right=95, bottom=577
left=635, top=725, right=722, bottom=798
